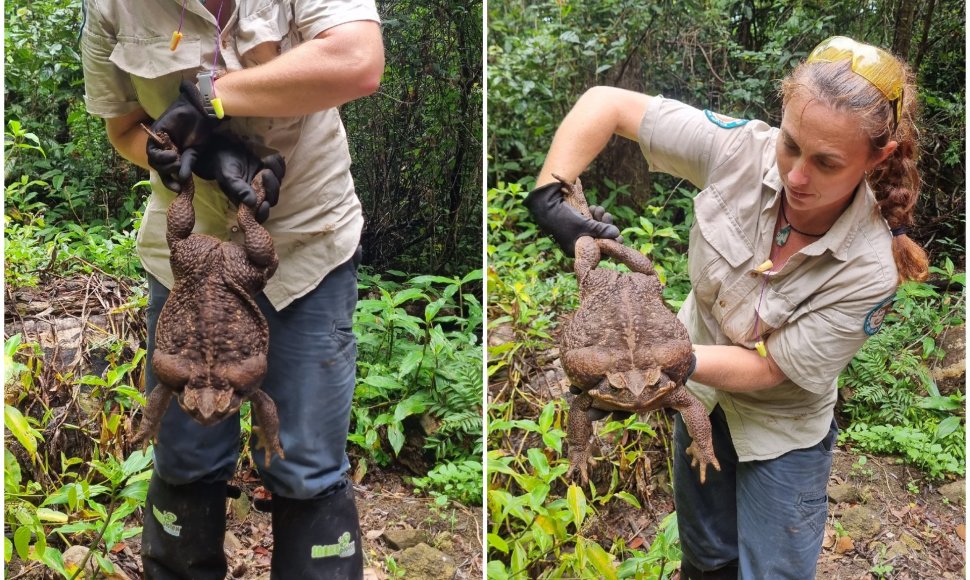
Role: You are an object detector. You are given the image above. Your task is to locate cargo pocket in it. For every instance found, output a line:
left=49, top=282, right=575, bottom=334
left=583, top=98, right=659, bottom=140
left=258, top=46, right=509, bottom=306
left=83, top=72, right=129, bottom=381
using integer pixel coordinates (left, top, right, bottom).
left=109, top=35, right=202, bottom=116
left=795, top=488, right=829, bottom=536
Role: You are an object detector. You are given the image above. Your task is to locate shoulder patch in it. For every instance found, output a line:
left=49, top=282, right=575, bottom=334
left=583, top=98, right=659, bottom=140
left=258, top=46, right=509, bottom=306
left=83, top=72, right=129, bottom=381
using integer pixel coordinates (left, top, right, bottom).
left=704, top=109, right=749, bottom=129
left=863, top=296, right=894, bottom=336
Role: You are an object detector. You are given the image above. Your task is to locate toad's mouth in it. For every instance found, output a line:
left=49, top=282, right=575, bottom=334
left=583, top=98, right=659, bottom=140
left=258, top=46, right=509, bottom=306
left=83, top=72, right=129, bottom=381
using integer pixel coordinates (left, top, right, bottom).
left=176, top=386, right=243, bottom=426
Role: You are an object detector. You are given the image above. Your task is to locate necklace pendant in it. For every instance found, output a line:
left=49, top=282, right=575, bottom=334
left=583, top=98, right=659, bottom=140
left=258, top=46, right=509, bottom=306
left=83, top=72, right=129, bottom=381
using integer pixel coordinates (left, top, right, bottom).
left=775, top=225, right=791, bottom=247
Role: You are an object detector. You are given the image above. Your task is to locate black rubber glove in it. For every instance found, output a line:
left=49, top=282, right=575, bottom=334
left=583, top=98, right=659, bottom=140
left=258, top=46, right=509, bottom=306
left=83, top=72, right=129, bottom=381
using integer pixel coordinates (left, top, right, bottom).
left=524, top=181, right=621, bottom=257
left=569, top=385, right=634, bottom=422
left=147, top=80, right=221, bottom=192
left=183, top=133, right=286, bottom=223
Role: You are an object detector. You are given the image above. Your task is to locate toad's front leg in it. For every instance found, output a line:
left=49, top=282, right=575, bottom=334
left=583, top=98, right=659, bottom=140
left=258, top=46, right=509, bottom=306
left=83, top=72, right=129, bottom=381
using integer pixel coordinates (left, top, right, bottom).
left=250, top=390, right=285, bottom=466
left=565, top=390, right=595, bottom=485
left=134, top=384, right=175, bottom=448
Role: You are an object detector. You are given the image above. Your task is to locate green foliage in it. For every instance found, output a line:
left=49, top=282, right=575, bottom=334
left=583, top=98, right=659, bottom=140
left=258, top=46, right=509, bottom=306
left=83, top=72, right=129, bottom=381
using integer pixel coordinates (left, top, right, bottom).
left=839, top=273, right=966, bottom=479
left=343, top=0, right=483, bottom=274
left=412, top=460, right=483, bottom=507
left=4, top=334, right=152, bottom=579
left=350, top=269, right=483, bottom=488
left=486, top=399, right=676, bottom=579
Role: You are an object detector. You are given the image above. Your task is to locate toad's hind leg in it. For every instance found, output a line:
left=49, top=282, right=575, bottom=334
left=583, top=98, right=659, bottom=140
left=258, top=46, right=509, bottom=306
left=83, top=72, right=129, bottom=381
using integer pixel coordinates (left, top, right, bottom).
left=597, top=239, right=657, bottom=279
left=668, top=388, right=720, bottom=484
left=236, top=173, right=278, bottom=276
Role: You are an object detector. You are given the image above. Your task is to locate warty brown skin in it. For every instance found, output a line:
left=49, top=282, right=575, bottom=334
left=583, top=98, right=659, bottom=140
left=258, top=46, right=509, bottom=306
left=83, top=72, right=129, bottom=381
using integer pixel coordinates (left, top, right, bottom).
left=555, top=175, right=719, bottom=485
left=134, top=132, right=284, bottom=466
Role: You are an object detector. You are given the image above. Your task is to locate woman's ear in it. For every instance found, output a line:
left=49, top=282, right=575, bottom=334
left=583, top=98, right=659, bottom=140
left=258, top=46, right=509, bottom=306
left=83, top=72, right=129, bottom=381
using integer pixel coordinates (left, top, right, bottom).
left=868, top=140, right=898, bottom=170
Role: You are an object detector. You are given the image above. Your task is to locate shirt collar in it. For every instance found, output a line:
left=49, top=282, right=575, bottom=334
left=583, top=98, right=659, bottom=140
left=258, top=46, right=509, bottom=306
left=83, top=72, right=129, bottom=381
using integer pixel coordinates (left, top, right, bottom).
left=763, top=158, right=880, bottom=262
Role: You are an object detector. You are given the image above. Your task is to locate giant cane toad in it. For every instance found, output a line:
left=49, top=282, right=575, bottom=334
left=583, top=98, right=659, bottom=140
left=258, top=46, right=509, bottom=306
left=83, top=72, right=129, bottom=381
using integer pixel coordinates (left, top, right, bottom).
left=134, top=130, right=284, bottom=466
left=555, top=175, right=719, bottom=485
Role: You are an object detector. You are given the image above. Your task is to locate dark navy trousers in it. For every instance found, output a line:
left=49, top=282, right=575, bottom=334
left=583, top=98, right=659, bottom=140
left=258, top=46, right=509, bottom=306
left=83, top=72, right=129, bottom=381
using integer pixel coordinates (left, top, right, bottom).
left=674, top=405, right=837, bottom=579
left=144, top=257, right=359, bottom=499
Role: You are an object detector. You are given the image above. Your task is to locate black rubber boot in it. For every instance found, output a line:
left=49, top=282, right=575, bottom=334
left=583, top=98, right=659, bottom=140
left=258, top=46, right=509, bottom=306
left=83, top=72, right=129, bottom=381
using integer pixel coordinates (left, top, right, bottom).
left=270, top=479, right=364, bottom=579
left=681, top=559, right=739, bottom=580
left=141, top=472, right=228, bottom=580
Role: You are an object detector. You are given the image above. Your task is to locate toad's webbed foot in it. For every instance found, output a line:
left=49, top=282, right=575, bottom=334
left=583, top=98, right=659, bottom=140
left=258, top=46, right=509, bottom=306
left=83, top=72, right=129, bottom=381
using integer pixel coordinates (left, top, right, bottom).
left=685, top=440, right=720, bottom=485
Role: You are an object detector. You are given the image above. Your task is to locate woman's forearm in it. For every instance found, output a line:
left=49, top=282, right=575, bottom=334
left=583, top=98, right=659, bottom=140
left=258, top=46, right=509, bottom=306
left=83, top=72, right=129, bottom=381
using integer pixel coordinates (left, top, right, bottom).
left=691, top=344, right=788, bottom=392
left=216, top=21, right=384, bottom=118
left=537, top=86, right=652, bottom=186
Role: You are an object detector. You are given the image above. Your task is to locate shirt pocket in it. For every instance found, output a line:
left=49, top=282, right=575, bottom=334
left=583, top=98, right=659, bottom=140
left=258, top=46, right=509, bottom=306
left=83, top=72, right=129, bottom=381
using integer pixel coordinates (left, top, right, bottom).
left=109, top=35, right=202, bottom=117
left=236, top=0, right=297, bottom=67
left=689, top=184, right=754, bottom=308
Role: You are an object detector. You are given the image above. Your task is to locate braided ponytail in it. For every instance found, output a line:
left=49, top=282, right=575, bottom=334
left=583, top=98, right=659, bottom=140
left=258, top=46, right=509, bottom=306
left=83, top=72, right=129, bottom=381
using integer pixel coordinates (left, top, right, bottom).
left=782, top=52, right=929, bottom=283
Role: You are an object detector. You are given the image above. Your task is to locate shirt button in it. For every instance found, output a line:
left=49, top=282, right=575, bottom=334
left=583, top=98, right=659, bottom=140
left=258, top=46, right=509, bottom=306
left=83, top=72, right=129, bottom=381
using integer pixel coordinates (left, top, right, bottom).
left=718, top=300, right=726, bottom=307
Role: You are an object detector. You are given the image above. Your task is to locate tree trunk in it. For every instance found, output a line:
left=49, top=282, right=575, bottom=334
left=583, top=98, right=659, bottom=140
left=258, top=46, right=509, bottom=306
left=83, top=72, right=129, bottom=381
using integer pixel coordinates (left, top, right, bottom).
left=892, top=0, right=918, bottom=59
left=913, top=0, right=937, bottom=71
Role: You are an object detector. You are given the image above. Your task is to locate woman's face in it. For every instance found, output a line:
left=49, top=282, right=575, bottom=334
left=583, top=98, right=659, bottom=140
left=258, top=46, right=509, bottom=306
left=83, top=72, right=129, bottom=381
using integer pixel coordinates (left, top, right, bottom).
left=775, top=90, right=888, bottom=213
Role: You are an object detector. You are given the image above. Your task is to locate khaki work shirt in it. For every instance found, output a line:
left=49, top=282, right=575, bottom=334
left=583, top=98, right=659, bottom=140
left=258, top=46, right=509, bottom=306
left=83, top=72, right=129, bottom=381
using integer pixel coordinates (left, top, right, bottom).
left=81, top=0, right=380, bottom=309
left=638, top=97, right=898, bottom=460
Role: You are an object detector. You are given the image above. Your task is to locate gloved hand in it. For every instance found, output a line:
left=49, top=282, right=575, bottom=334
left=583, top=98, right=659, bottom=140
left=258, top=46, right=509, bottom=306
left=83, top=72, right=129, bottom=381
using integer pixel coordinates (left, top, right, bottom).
left=182, top=133, right=286, bottom=223
left=147, top=80, right=221, bottom=192
left=569, top=385, right=635, bottom=422
left=524, top=181, right=621, bottom=257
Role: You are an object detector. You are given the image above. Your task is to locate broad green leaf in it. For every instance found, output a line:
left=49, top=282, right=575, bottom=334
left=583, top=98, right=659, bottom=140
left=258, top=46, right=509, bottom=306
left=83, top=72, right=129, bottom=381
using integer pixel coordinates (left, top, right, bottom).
left=487, top=532, right=509, bottom=554
left=396, top=350, right=424, bottom=379
left=387, top=424, right=405, bottom=455
left=586, top=540, right=618, bottom=580
left=5, top=448, right=22, bottom=491
left=5, top=404, right=39, bottom=457
left=486, top=560, right=510, bottom=580
left=936, top=416, right=962, bottom=440
left=391, top=288, right=427, bottom=306
left=537, top=401, right=555, bottom=432
left=526, top=447, right=549, bottom=474
left=35, top=508, right=68, bottom=523
left=614, top=491, right=642, bottom=509
left=121, top=448, right=153, bottom=477
left=917, top=396, right=962, bottom=411
left=4, top=536, right=12, bottom=563
left=393, top=394, right=428, bottom=422
left=567, top=484, right=587, bottom=530
left=13, top=526, right=30, bottom=561
left=362, top=374, right=403, bottom=392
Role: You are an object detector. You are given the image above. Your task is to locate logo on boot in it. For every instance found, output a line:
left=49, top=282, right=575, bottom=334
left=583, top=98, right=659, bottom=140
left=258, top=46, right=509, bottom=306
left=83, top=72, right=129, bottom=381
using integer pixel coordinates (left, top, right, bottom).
left=153, top=506, right=182, bottom=537
left=311, top=532, right=356, bottom=559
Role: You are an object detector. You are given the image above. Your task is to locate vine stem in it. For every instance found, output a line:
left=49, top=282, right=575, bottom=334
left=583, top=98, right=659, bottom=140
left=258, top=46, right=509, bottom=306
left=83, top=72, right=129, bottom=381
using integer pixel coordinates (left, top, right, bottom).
left=68, top=494, right=120, bottom=580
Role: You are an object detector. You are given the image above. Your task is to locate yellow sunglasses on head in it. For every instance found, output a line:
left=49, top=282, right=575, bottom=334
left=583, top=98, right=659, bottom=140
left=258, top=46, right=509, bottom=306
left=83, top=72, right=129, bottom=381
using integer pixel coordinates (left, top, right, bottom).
left=807, top=36, right=904, bottom=127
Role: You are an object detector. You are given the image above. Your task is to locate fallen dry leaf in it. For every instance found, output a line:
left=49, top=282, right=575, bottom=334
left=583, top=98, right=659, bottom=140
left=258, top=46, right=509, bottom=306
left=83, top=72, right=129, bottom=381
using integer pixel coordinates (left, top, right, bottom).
left=822, top=526, right=836, bottom=549
left=628, top=536, right=645, bottom=550
left=956, top=523, right=965, bottom=541
left=834, top=536, right=855, bottom=554
left=365, top=528, right=385, bottom=541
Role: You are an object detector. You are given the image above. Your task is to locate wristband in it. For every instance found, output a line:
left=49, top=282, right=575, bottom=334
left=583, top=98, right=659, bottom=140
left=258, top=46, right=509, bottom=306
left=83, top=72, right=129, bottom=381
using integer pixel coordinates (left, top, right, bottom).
left=686, top=352, right=698, bottom=380
left=196, top=71, right=225, bottom=119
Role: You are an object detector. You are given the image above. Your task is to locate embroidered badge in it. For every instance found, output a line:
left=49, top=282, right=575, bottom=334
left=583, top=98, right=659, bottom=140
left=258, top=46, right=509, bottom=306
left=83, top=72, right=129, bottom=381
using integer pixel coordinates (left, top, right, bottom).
left=153, top=506, right=182, bottom=537
left=704, top=109, right=750, bottom=129
left=311, top=532, right=356, bottom=559
left=863, top=296, right=894, bottom=336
